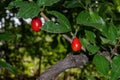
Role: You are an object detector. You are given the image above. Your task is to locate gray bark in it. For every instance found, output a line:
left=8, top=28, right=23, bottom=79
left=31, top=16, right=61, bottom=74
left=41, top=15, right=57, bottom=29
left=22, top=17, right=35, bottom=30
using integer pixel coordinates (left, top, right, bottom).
left=38, top=54, right=88, bottom=80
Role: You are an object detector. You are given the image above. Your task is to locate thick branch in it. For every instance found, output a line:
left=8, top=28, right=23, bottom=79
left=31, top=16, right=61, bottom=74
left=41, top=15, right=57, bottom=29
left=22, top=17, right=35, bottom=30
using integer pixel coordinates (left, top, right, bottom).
left=37, top=54, right=88, bottom=80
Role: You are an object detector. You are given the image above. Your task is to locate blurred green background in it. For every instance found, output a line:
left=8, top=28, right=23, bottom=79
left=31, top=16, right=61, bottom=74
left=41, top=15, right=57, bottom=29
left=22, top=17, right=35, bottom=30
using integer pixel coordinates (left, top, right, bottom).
left=0, top=0, right=120, bottom=80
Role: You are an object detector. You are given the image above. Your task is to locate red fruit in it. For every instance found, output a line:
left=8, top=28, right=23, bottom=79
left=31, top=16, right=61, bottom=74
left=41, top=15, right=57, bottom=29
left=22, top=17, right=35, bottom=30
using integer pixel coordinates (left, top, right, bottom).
left=31, top=17, right=42, bottom=32
left=71, top=37, right=82, bottom=52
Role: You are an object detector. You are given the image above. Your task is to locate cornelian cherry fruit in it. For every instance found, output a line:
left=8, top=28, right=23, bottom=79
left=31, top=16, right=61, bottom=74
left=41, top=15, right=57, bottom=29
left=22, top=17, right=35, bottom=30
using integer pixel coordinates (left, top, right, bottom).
left=31, top=17, right=42, bottom=32
left=71, top=37, right=82, bottom=52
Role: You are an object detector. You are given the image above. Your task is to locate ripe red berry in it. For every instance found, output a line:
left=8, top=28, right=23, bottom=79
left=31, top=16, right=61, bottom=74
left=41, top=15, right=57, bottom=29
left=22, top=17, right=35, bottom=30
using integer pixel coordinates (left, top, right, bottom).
left=71, top=37, right=82, bottom=52
left=31, top=17, right=42, bottom=32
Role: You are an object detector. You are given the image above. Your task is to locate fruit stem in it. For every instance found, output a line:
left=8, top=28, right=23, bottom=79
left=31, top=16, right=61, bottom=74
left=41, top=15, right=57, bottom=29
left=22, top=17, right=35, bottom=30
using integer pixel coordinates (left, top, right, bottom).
left=40, top=12, right=50, bottom=21
left=62, top=34, right=72, bottom=43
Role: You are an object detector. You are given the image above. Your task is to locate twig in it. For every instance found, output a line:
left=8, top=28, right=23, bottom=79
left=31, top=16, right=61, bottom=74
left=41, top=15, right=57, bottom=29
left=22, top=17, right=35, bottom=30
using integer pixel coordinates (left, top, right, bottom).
left=40, top=12, right=50, bottom=21
left=98, top=51, right=112, bottom=63
left=40, top=12, right=86, bottom=51
left=62, top=34, right=72, bottom=43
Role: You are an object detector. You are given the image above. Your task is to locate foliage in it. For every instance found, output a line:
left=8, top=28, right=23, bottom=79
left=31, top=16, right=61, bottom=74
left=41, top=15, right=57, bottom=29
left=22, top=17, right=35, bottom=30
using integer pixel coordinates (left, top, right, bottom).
left=0, top=60, right=18, bottom=75
left=42, top=11, right=71, bottom=33
left=93, top=54, right=110, bottom=77
left=0, top=0, right=120, bottom=79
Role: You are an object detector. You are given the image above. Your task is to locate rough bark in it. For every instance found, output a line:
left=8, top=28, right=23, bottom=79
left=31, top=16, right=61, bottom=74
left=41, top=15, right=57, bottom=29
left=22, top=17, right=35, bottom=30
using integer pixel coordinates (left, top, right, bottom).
left=37, top=54, right=88, bottom=80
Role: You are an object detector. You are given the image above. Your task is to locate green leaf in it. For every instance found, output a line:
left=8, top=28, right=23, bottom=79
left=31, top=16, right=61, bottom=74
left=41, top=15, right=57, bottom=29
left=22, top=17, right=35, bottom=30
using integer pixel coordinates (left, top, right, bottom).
left=101, top=37, right=117, bottom=45
left=86, top=45, right=99, bottom=54
left=85, top=30, right=96, bottom=44
left=80, top=38, right=99, bottom=54
left=7, top=1, right=28, bottom=9
left=110, top=55, right=120, bottom=80
left=41, top=11, right=71, bottom=33
left=107, top=23, right=118, bottom=41
left=80, top=38, right=89, bottom=48
left=17, top=2, right=40, bottom=18
left=77, top=10, right=90, bottom=25
left=93, top=54, right=110, bottom=76
left=0, top=32, right=14, bottom=41
left=85, top=0, right=91, bottom=6
left=118, top=26, right=120, bottom=37
left=48, top=11, right=71, bottom=28
left=87, top=76, right=96, bottom=80
left=37, top=0, right=60, bottom=7
left=63, top=0, right=83, bottom=8
left=77, top=10, right=105, bottom=31
left=101, top=23, right=118, bottom=45
left=89, top=10, right=105, bottom=27
left=102, top=25, right=109, bottom=38
left=100, top=37, right=111, bottom=44
left=7, top=1, right=40, bottom=18
left=42, top=21, right=71, bottom=33
left=99, top=3, right=108, bottom=17
left=0, top=60, right=18, bottom=75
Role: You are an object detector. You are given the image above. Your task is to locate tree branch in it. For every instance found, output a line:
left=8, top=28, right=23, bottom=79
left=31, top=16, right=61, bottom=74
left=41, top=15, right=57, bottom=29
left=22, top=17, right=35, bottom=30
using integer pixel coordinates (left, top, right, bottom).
left=37, top=54, right=88, bottom=80
left=39, top=12, right=88, bottom=80
left=40, top=12, right=86, bottom=51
